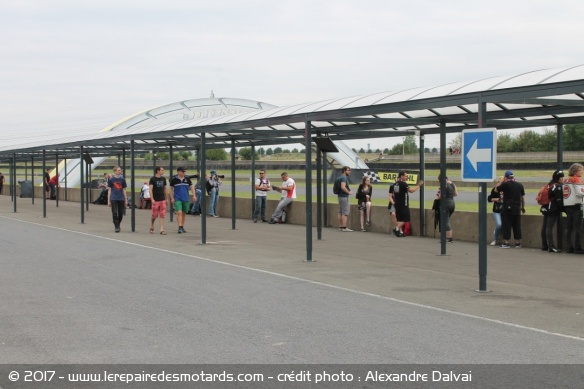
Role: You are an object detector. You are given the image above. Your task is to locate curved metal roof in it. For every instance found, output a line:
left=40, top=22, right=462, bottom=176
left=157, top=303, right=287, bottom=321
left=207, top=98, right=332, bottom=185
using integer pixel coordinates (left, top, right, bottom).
left=2, top=64, right=584, bottom=160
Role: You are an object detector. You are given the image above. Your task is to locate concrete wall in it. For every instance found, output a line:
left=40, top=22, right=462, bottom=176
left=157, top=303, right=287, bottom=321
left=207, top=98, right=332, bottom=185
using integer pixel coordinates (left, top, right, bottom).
left=3, top=185, right=572, bottom=249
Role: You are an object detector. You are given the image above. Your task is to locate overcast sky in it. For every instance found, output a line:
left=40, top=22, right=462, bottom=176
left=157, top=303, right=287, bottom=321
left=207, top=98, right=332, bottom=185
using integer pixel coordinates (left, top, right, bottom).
left=1, top=0, right=583, bottom=151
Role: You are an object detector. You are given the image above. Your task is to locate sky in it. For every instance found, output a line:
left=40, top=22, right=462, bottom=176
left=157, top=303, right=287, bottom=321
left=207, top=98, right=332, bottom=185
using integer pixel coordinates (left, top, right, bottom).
left=1, top=0, right=583, bottom=152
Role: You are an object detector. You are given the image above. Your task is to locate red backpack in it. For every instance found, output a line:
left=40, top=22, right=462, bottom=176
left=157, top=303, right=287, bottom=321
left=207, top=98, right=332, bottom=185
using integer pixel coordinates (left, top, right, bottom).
left=536, top=184, right=550, bottom=206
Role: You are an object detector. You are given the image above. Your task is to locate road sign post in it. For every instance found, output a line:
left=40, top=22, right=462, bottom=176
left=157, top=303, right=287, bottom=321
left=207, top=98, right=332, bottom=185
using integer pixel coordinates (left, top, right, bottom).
left=462, top=128, right=497, bottom=292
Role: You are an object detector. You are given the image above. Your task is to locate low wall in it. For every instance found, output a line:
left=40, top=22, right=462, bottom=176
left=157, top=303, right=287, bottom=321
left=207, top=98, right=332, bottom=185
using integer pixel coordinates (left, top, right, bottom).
left=3, top=186, right=574, bottom=250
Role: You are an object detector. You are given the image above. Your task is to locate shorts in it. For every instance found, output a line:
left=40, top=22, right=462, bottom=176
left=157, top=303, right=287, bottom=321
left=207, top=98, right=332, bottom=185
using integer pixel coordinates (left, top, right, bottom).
left=395, top=206, right=410, bottom=222
left=388, top=204, right=396, bottom=214
left=338, top=197, right=350, bottom=215
left=151, top=200, right=167, bottom=219
left=174, top=200, right=190, bottom=213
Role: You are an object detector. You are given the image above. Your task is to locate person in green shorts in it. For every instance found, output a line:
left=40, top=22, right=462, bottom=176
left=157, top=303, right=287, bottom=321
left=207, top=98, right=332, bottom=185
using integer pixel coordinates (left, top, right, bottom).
left=169, top=167, right=196, bottom=234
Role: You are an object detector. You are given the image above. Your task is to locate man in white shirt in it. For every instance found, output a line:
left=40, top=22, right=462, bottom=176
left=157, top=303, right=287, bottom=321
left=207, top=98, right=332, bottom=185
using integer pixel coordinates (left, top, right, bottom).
left=268, top=172, right=296, bottom=224
left=253, top=169, right=271, bottom=223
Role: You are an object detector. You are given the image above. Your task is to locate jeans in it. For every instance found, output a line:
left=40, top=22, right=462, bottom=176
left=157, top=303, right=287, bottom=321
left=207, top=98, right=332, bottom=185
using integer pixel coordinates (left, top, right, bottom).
left=545, top=211, right=560, bottom=247
left=565, top=205, right=583, bottom=250
left=271, top=197, right=293, bottom=221
left=492, top=212, right=502, bottom=242
left=209, top=188, right=219, bottom=216
left=254, top=195, right=267, bottom=220
left=192, top=189, right=202, bottom=214
left=110, top=200, right=125, bottom=227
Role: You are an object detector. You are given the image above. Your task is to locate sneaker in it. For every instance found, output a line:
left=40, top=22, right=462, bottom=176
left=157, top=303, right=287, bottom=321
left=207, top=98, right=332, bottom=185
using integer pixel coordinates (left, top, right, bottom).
left=261, top=219, right=268, bottom=223
left=178, top=228, right=182, bottom=234
left=548, top=244, right=561, bottom=253
left=515, top=243, right=522, bottom=249
left=253, top=218, right=257, bottom=223
left=360, top=228, right=366, bottom=232
left=447, top=238, right=454, bottom=243
left=500, top=243, right=510, bottom=249
left=212, top=215, right=219, bottom=218
left=399, top=232, right=406, bottom=237
left=115, top=227, right=120, bottom=233
left=180, top=227, right=186, bottom=233
left=341, top=227, right=353, bottom=232
left=268, top=219, right=276, bottom=224
left=490, top=240, right=497, bottom=246
left=366, top=220, right=371, bottom=226
left=393, top=228, right=400, bottom=237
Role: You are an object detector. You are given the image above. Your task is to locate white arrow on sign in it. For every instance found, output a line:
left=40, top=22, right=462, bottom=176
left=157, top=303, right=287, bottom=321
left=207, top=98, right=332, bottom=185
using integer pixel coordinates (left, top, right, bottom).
left=467, top=139, right=491, bottom=172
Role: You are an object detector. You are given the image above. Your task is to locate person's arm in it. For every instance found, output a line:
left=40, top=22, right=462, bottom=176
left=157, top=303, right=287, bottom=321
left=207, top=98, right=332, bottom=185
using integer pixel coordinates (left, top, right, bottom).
left=340, top=180, right=352, bottom=195
left=521, top=194, right=526, bottom=214
left=190, top=184, right=196, bottom=202
left=149, top=184, right=155, bottom=204
left=408, top=180, right=423, bottom=193
left=451, top=181, right=458, bottom=197
left=254, top=179, right=262, bottom=191
left=123, top=182, right=128, bottom=205
left=107, top=187, right=112, bottom=207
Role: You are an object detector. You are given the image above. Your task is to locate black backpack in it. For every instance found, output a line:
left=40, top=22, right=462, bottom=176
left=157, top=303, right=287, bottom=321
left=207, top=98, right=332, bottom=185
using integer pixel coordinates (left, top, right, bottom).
left=333, top=177, right=342, bottom=195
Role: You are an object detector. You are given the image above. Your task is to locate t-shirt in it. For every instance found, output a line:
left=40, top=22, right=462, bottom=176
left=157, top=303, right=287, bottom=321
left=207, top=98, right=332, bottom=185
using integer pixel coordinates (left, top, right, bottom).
left=141, top=184, right=151, bottom=199
left=255, top=177, right=270, bottom=196
left=498, top=180, right=525, bottom=215
left=169, top=175, right=193, bottom=202
left=44, top=172, right=50, bottom=185
left=281, top=177, right=296, bottom=199
left=49, top=175, right=58, bottom=185
left=337, top=175, right=350, bottom=198
left=149, top=176, right=167, bottom=201
left=391, top=180, right=410, bottom=208
left=108, top=176, right=127, bottom=201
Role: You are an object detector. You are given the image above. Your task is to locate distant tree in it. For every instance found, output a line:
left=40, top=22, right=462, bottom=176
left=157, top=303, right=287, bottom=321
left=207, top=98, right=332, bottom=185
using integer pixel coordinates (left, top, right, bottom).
left=383, top=148, right=390, bottom=154
left=258, top=147, right=265, bottom=155
left=449, top=133, right=462, bottom=150
left=206, top=149, right=228, bottom=161
left=374, top=148, right=381, bottom=153
left=274, top=147, right=283, bottom=154
left=403, top=135, right=418, bottom=154
left=388, top=143, right=403, bottom=155
left=432, top=147, right=438, bottom=153
left=292, top=148, right=299, bottom=153
left=299, top=148, right=306, bottom=153
left=497, top=133, right=514, bottom=152
left=359, top=147, right=365, bottom=153
left=283, top=149, right=291, bottom=153
left=266, top=148, right=273, bottom=155
left=424, top=147, right=430, bottom=153
left=352, top=148, right=357, bottom=153
left=563, top=124, right=584, bottom=151
left=238, top=147, right=259, bottom=160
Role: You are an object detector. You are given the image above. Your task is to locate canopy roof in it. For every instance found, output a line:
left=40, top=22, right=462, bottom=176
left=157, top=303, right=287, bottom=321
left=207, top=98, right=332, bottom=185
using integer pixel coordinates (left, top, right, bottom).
left=2, top=64, right=584, bottom=161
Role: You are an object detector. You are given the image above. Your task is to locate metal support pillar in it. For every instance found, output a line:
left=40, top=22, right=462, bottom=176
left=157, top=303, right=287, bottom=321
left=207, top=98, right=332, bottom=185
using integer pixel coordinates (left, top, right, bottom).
left=439, top=123, right=446, bottom=254
left=419, top=132, right=425, bottom=236
left=316, top=148, right=322, bottom=240
left=31, top=157, right=35, bottom=205
left=130, top=140, right=136, bottom=232
left=477, top=99, right=488, bottom=292
left=80, top=146, right=84, bottom=224
left=42, top=149, right=47, bottom=218
left=557, top=123, right=564, bottom=249
left=55, top=153, right=59, bottom=207
left=305, top=121, right=313, bottom=262
left=200, top=134, right=207, bottom=244
left=12, top=155, right=17, bottom=213
left=169, top=145, right=174, bottom=223
left=251, top=145, right=256, bottom=218
left=231, top=139, right=236, bottom=230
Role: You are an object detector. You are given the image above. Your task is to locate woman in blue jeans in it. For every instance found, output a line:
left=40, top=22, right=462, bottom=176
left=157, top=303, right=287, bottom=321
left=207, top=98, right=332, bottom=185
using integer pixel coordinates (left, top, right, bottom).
left=488, top=176, right=504, bottom=246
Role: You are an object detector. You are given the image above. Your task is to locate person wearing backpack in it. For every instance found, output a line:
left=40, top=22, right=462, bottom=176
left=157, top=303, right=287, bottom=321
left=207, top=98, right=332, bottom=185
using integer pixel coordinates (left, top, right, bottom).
left=435, top=173, right=458, bottom=243
left=495, top=171, right=525, bottom=249
left=564, top=163, right=584, bottom=254
left=336, top=166, right=353, bottom=232
left=541, top=170, right=565, bottom=253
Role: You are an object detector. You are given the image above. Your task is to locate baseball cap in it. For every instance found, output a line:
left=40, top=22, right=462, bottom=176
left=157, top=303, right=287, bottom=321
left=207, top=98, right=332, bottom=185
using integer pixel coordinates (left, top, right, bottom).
left=210, top=170, right=216, bottom=175
left=177, top=167, right=186, bottom=172
left=504, top=170, right=514, bottom=178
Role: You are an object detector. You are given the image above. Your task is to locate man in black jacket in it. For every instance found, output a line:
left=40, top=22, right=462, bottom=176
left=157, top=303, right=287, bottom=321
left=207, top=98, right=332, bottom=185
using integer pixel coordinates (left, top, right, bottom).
left=496, top=171, right=526, bottom=249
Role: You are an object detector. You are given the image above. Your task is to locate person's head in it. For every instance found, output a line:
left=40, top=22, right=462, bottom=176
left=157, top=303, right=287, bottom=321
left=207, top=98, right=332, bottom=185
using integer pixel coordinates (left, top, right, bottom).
left=259, top=169, right=266, bottom=177
left=46, top=168, right=51, bottom=172
left=281, top=172, right=288, bottom=181
left=177, top=166, right=186, bottom=177
left=361, top=176, right=370, bottom=186
left=342, top=166, right=351, bottom=176
left=398, top=171, right=407, bottom=180
left=155, top=166, right=165, bottom=176
left=552, top=169, right=565, bottom=183
left=210, top=170, right=217, bottom=177
left=568, top=163, right=583, bottom=177
left=113, top=166, right=122, bottom=176
left=437, top=173, right=448, bottom=182
left=495, top=176, right=504, bottom=185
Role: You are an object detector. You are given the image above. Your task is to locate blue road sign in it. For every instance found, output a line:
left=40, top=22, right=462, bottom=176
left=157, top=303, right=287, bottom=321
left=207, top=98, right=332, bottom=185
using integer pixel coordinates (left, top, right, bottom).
left=461, top=128, right=497, bottom=182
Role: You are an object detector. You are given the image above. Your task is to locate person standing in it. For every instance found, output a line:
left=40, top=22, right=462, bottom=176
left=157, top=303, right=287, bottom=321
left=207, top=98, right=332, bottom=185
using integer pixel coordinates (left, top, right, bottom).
left=253, top=169, right=271, bottom=223
left=170, top=167, right=196, bottom=234
left=390, top=171, right=423, bottom=237
left=388, top=182, right=398, bottom=234
left=49, top=173, right=60, bottom=199
left=107, top=166, right=128, bottom=233
left=496, top=171, right=526, bottom=248
left=44, top=168, right=51, bottom=199
left=0, top=172, right=5, bottom=194
left=542, top=170, right=565, bottom=253
left=207, top=170, right=222, bottom=217
left=149, top=166, right=168, bottom=235
left=436, top=174, right=458, bottom=243
left=565, top=163, right=584, bottom=254
left=268, top=172, right=296, bottom=224
left=488, top=176, right=504, bottom=246
left=356, top=176, right=372, bottom=232
left=336, top=166, right=353, bottom=232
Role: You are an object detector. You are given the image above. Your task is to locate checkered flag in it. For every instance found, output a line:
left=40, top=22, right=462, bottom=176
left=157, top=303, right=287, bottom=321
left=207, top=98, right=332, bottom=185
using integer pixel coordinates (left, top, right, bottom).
left=363, top=171, right=381, bottom=183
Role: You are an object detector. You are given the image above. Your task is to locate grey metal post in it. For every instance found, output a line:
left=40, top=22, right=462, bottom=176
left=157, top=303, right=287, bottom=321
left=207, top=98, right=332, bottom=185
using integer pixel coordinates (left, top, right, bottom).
left=557, top=123, right=564, bottom=250
left=305, top=121, right=313, bottom=262
left=153, top=150, right=157, bottom=175
left=80, top=146, right=84, bottom=224
left=316, top=147, right=322, bottom=240
left=85, top=158, right=89, bottom=212
left=323, top=151, right=328, bottom=226
left=55, top=153, right=59, bottom=207
left=12, top=155, right=17, bottom=213
left=477, top=99, right=488, bottom=292
left=231, top=139, right=236, bottom=230
left=31, top=157, right=34, bottom=205
left=42, top=149, right=46, bottom=218
left=122, top=149, right=126, bottom=178
left=419, top=132, right=425, bottom=236
left=64, top=157, right=68, bottom=201
left=439, top=123, right=446, bottom=254
left=251, top=145, right=256, bottom=218
left=25, top=161, right=27, bottom=181
left=200, top=134, right=207, bottom=244
left=130, top=140, right=136, bottom=232
left=169, top=144, right=174, bottom=223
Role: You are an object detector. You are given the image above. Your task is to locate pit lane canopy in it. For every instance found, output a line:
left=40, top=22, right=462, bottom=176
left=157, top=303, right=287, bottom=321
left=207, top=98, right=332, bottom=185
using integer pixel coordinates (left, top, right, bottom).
left=2, top=64, right=584, bottom=161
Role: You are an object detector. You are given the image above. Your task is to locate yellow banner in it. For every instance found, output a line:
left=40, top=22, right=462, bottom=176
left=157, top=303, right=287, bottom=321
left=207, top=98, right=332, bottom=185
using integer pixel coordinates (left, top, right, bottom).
left=377, top=172, right=419, bottom=185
